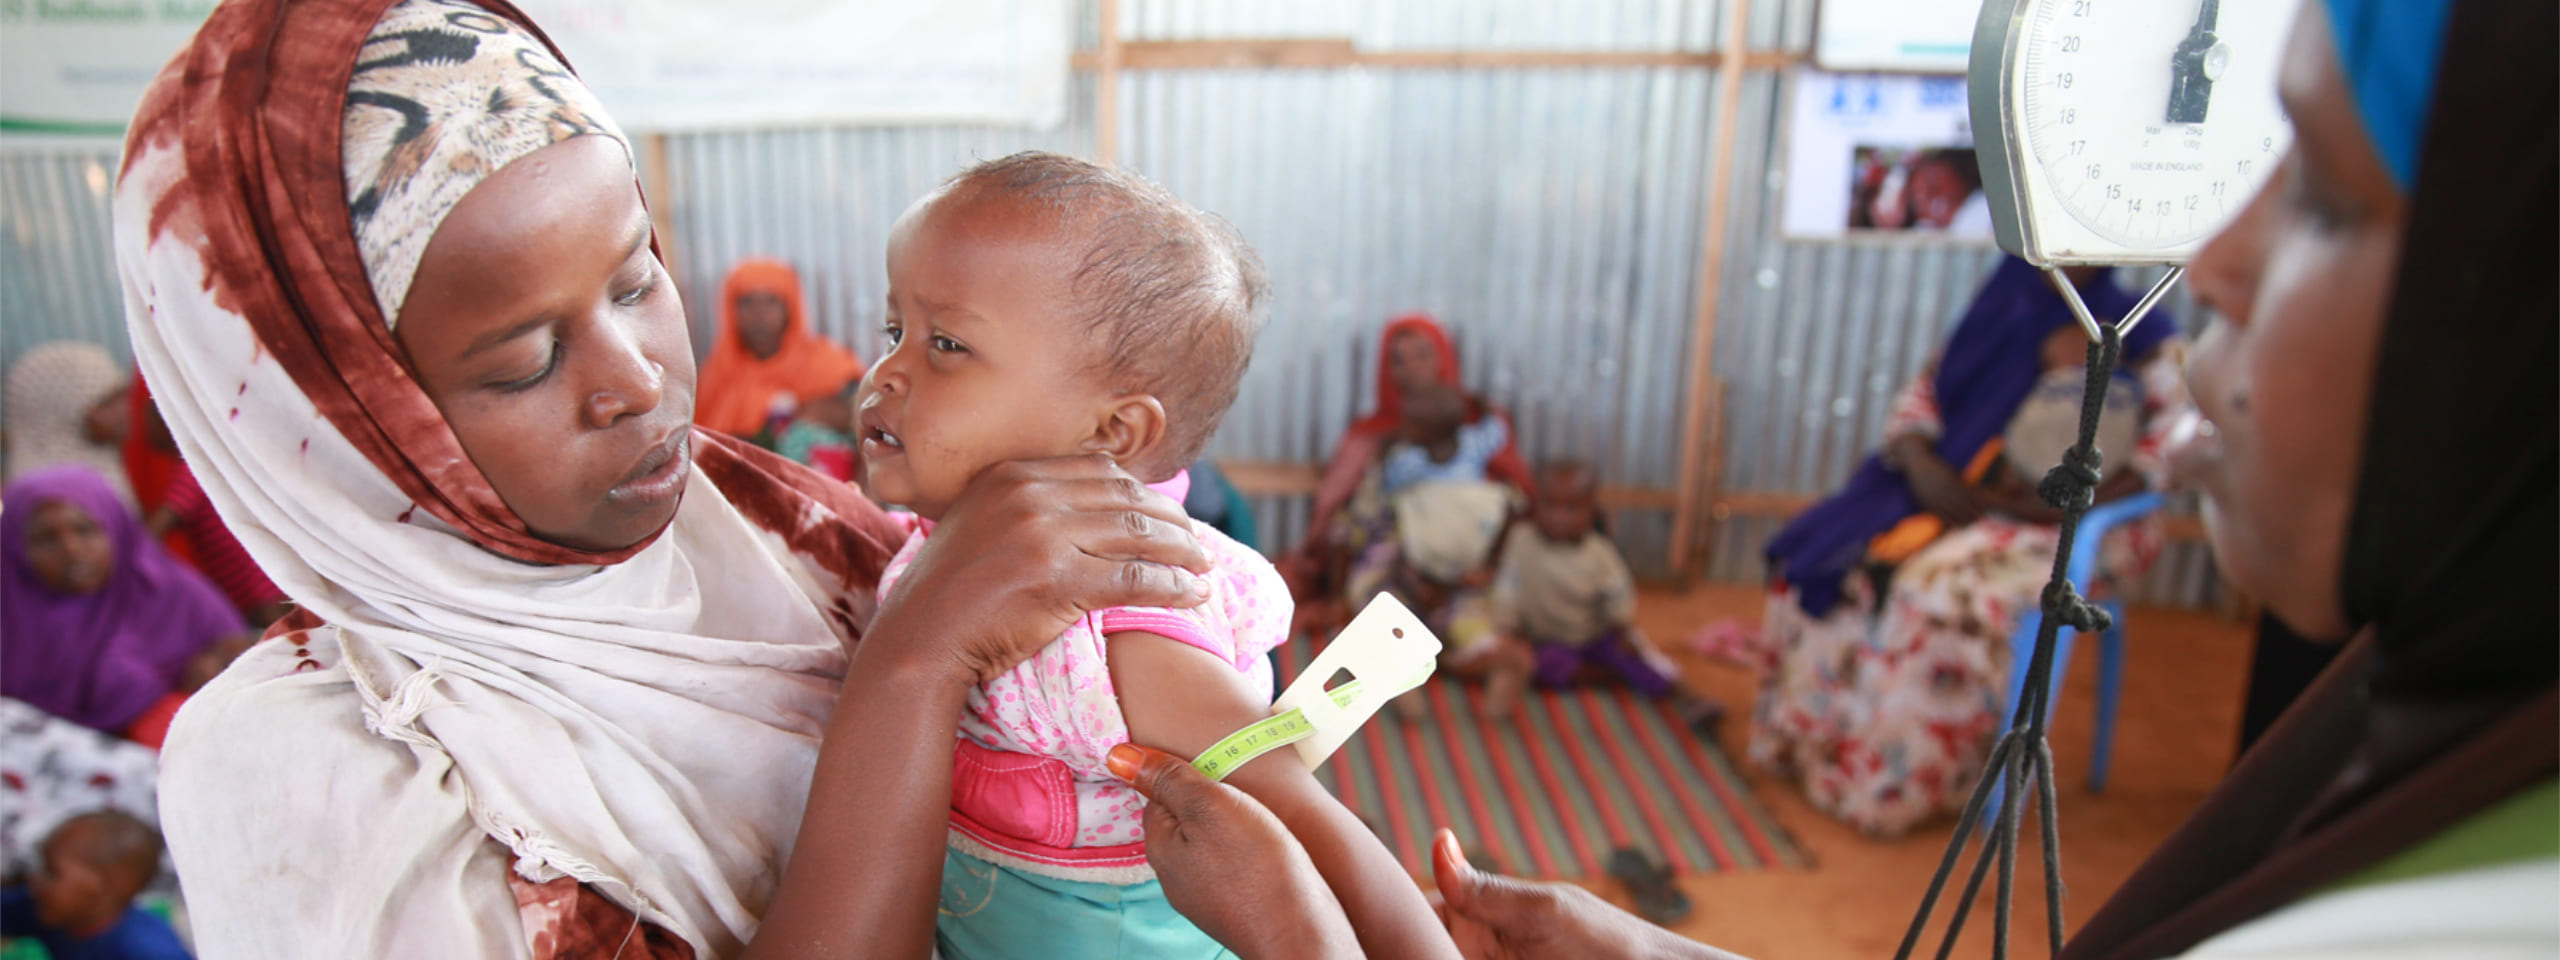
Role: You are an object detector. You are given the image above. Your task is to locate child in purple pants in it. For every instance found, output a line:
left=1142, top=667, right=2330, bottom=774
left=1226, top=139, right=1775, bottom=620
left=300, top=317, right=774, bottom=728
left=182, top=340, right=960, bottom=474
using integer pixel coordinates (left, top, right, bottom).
left=1493, top=462, right=1722, bottom=733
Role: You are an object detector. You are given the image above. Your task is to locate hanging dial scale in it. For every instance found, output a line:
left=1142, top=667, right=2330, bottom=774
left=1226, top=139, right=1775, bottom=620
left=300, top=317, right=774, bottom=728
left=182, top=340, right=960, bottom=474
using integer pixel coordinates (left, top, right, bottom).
left=1969, top=0, right=2302, bottom=330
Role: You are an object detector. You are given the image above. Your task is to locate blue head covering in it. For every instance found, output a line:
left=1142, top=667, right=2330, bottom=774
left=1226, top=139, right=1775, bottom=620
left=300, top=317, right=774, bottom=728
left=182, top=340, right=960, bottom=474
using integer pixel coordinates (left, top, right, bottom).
left=2325, top=0, right=2454, bottom=190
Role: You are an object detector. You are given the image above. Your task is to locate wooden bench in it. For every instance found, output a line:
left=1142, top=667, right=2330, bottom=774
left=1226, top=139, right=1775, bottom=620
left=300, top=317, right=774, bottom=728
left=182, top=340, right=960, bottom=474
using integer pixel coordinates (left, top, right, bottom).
left=1211, top=459, right=2208, bottom=542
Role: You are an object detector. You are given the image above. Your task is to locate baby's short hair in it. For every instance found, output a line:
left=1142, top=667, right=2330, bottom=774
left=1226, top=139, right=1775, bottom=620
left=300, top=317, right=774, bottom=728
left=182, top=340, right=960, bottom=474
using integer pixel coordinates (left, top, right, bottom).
left=946, top=152, right=1269, bottom=480
left=1536, top=459, right=1598, bottom=499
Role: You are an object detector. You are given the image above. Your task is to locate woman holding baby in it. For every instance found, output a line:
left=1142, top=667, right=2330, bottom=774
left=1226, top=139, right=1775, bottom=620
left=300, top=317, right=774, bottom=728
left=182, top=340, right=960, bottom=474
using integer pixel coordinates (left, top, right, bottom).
left=129, top=0, right=2550, bottom=958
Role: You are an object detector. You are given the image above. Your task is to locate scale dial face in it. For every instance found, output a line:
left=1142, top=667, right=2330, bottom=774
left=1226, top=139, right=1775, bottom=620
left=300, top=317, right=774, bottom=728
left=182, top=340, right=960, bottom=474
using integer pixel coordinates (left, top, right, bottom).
left=1976, top=0, right=2300, bottom=263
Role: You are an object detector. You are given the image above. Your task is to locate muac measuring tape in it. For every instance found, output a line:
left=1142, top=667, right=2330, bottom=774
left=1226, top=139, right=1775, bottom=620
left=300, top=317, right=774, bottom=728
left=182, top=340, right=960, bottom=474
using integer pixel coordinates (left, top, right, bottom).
left=1190, top=594, right=1442, bottom=782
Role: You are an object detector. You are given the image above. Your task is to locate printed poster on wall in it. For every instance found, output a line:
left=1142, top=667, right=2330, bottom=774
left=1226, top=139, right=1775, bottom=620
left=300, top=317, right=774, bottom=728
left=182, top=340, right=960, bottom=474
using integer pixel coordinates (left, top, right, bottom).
left=1813, top=0, right=1983, bottom=74
left=1780, top=69, right=1997, bottom=243
left=0, top=0, right=1071, bottom=151
left=516, top=0, right=1071, bottom=133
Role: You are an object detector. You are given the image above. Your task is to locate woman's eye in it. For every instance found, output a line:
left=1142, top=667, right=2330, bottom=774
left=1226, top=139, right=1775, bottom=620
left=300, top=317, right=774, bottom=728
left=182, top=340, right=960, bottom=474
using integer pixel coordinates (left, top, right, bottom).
left=613, top=261, right=659, bottom=307
left=2281, top=159, right=2354, bottom=231
left=495, top=341, right=563, bottom=393
left=614, top=279, right=655, bottom=307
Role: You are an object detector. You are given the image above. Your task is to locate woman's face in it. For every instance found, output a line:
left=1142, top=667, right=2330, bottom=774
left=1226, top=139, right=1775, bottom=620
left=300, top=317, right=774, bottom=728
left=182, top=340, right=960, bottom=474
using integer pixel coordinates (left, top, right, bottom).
left=1388, top=329, right=1444, bottom=395
left=2172, top=5, right=2405, bottom=639
left=395, top=136, right=698, bottom=553
left=735, top=291, right=789, bottom=360
left=23, top=500, right=112, bottom=595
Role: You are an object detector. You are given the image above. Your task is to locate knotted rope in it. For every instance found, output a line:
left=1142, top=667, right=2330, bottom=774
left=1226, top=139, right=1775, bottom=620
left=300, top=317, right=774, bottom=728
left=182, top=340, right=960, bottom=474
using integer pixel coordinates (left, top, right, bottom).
left=1894, top=322, right=2126, bottom=960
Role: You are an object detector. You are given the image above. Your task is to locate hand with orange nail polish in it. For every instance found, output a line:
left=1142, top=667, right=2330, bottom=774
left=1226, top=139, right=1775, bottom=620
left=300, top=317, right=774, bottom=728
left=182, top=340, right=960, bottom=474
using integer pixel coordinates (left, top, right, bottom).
left=1430, top=828, right=1752, bottom=960
left=1108, top=742, right=1363, bottom=960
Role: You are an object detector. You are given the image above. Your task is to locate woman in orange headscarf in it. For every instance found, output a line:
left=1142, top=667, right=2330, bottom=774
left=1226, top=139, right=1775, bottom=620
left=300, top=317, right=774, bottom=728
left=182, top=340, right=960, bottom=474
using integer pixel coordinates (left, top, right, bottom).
left=695, top=258, right=866, bottom=440
left=1317, top=314, right=1531, bottom=524
left=1284, top=313, right=1531, bottom=625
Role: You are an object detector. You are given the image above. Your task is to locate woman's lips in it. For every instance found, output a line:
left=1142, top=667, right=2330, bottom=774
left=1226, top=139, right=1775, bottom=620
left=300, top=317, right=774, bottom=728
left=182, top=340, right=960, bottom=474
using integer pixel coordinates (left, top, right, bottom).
left=610, top=429, right=691, bottom=504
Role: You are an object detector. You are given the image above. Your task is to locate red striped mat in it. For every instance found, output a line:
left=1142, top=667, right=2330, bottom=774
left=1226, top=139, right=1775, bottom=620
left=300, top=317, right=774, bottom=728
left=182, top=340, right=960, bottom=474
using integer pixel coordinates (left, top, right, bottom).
left=1278, top=636, right=1806, bottom=879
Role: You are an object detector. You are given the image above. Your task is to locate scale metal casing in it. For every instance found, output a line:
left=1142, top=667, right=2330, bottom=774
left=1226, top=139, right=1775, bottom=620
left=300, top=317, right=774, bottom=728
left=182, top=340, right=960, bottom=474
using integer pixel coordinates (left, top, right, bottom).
left=1968, top=0, right=2300, bottom=267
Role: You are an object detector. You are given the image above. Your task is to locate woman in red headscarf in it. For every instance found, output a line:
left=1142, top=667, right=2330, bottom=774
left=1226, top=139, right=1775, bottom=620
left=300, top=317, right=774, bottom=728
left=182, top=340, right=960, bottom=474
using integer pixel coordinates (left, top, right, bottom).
left=1285, top=314, right=1531, bottom=633
left=693, top=258, right=866, bottom=441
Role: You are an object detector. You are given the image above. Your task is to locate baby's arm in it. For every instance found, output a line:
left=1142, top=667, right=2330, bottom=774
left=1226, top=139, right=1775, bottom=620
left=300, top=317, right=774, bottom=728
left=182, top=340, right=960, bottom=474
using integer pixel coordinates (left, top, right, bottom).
left=1109, top=632, right=1462, bottom=960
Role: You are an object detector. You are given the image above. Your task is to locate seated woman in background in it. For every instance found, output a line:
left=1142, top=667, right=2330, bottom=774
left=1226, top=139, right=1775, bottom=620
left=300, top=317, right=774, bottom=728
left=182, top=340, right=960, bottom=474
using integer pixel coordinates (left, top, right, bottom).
left=1755, top=257, right=2187, bottom=837
left=1286, top=313, right=1530, bottom=630
left=694, top=257, right=866, bottom=443
left=123, top=376, right=292, bottom=629
left=1, top=468, right=251, bottom=745
left=4, top=342, right=134, bottom=507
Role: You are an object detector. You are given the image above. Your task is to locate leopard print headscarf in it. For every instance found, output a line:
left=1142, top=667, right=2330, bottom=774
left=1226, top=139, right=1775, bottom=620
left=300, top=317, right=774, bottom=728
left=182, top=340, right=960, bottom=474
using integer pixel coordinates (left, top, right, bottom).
left=341, top=0, right=628, bottom=324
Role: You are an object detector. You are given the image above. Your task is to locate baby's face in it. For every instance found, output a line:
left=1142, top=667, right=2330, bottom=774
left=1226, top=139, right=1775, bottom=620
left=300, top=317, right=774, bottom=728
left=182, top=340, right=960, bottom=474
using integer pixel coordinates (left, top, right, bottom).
left=2041, top=324, right=2091, bottom=373
left=856, top=190, right=1114, bottom=518
left=31, top=827, right=120, bottom=933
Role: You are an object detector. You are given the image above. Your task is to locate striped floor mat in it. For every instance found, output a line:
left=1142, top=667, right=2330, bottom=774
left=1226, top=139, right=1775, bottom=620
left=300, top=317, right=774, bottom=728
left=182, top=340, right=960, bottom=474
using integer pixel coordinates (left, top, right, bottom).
left=1278, top=638, right=1806, bottom=879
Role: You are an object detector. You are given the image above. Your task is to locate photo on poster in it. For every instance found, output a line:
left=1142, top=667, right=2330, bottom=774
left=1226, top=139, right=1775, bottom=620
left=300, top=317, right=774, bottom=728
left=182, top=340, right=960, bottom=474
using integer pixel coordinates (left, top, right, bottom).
left=1847, top=146, right=1991, bottom=234
left=1781, top=70, right=1997, bottom=242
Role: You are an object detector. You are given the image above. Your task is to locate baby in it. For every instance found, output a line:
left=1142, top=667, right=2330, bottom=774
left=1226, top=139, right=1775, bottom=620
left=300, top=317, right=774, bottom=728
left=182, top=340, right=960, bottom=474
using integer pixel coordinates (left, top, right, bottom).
left=1362, top=382, right=1519, bottom=710
left=1, top=812, right=188, bottom=960
left=776, top=379, right=859, bottom=482
left=1380, top=381, right=1510, bottom=495
left=856, top=153, right=1458, bottom=960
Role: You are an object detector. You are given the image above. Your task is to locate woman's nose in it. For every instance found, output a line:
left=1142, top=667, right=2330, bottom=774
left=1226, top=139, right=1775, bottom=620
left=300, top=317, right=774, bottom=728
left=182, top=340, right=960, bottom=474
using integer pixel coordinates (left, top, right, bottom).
left=583, top=324, right=666, bottom=428
left=2189, top=167, right=2280, bottom=330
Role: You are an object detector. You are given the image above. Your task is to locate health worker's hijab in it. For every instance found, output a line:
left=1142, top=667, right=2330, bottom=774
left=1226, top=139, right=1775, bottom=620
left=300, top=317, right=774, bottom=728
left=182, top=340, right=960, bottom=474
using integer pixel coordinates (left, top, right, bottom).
left=2064, top=0, right=2556, bottom=956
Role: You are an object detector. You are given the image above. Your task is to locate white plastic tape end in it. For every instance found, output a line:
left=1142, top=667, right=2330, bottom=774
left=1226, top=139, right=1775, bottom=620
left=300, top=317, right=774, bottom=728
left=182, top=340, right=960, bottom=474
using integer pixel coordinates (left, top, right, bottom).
left=1273, top=593, right=1443, bottom=768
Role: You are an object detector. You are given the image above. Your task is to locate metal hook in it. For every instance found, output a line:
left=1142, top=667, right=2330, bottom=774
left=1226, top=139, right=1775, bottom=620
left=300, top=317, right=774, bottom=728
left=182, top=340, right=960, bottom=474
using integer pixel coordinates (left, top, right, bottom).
left=2043, top=265, right=2187, bottom=342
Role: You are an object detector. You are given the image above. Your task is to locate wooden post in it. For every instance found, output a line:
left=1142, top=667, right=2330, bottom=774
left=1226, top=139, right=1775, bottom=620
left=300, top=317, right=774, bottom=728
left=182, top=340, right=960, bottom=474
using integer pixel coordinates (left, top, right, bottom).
left=640, top=132, right=678, bottom=275
left=1094, top=0, right=1122, bottom=165
left=1667, top=0, right=1753, bottom=578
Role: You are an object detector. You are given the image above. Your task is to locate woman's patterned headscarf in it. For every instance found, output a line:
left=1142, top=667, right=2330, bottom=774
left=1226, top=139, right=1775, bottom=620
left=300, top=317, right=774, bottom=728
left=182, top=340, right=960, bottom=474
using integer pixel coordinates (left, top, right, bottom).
left=341, top=0, right=628, bottom=323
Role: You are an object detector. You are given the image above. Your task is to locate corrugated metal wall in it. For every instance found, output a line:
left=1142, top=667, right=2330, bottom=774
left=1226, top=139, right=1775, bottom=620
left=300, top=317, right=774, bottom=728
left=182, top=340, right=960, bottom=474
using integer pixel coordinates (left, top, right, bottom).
left=0, top=0, right=2224, bottom=606
left=0, top=151, right=129, bottom=374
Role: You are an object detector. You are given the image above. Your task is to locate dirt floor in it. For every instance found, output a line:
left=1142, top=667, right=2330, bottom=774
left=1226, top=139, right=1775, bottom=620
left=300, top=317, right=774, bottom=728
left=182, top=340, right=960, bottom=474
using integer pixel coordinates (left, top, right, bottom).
left=1548, top=583, right=2258, bottom=958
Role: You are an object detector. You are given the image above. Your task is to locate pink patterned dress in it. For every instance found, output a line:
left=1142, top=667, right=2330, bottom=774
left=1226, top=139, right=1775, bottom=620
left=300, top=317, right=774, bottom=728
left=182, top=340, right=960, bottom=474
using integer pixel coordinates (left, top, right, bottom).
left=877, top=472, right=1294, bottom=880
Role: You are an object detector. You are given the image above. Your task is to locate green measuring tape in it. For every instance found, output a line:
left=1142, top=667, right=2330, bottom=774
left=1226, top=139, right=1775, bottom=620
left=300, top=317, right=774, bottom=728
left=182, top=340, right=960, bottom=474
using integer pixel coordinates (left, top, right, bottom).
left=1191, top=680, right=1368, bottom=782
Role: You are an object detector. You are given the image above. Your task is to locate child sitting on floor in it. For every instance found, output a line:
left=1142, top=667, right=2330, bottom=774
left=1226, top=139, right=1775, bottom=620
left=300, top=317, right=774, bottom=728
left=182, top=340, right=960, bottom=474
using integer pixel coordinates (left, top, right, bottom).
left=1, top=812, right=189, bottom=960
left=854, top=152, right=1459, bottom=960
left=1489, top=461, right=1723, bottom=733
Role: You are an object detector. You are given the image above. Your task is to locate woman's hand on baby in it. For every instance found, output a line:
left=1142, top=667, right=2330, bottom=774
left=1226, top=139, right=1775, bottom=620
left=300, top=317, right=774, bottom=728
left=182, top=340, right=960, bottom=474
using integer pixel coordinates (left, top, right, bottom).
left=1110, top=743, right=1365, bottom=960
left=873, top=456, right=1213, bottom=686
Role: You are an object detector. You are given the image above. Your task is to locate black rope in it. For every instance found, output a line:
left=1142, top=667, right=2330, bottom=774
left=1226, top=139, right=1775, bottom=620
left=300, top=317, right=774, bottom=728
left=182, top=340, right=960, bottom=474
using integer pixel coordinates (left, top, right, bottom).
left=1893, top=324, right=2123, bottom=960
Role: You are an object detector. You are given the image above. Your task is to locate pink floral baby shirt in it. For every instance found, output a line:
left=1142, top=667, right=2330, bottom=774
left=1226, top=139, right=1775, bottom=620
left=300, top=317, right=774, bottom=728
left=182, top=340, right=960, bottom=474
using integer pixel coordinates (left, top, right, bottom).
left=876, top=472, right=1292, bottom=876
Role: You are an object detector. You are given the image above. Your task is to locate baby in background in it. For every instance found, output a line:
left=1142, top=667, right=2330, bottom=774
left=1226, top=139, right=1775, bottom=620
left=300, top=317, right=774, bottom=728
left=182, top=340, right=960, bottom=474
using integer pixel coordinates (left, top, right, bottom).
left=1380, top=381, right=1510, bottom=495
left=1361, top=383, right=1521, bottom=714
left=2, top=812, right=190, bottom=960
left=855, top=152, right=1458, bottom=960
left=775, top=379, right=859, bottom=482
left=1486, top=461, right=1722, bottom=733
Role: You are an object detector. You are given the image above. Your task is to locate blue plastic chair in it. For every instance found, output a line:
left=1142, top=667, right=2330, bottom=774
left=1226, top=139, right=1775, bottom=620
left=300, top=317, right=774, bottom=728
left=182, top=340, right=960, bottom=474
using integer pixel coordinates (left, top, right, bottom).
left=1987, top=491, right=2166, bottom=815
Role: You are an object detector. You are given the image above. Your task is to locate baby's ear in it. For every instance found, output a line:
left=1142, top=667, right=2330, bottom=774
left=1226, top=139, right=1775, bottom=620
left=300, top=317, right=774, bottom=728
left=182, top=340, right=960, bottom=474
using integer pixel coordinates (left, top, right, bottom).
left=1085, top=394, right=1169, bottom=465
